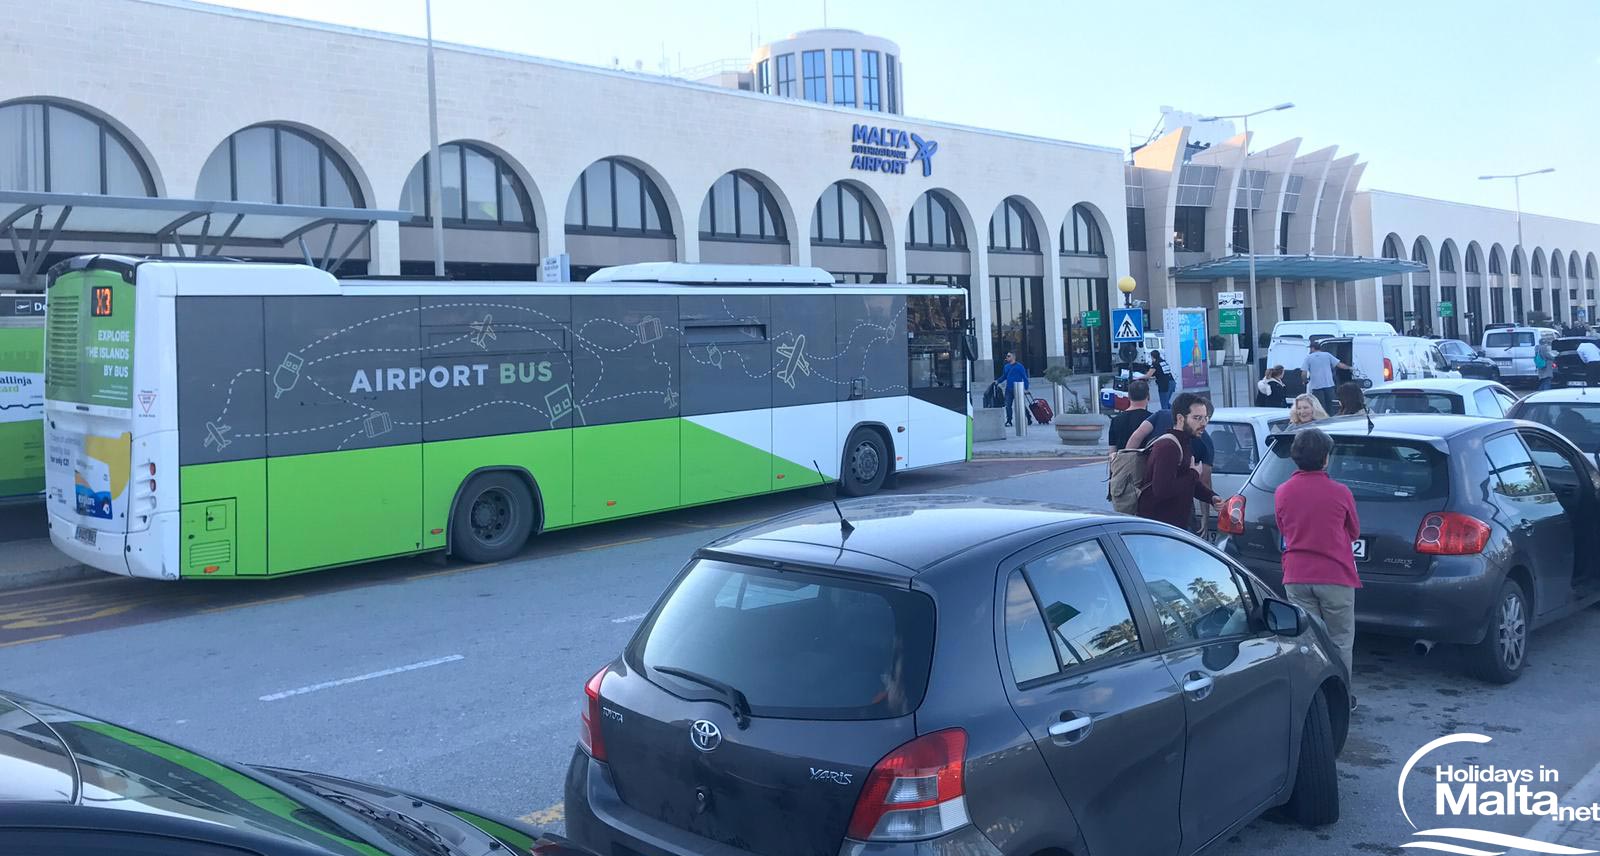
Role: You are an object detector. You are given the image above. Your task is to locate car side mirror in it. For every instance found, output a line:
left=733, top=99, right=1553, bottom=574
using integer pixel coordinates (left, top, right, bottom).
left=1263, top=598, right=1306, bottom=637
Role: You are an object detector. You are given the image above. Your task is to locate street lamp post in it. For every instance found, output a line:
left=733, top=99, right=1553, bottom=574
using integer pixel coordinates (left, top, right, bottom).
left=1479, top=169, right=1554, bottom=325
left=425, top=0, right=446, bottom=277
left=1199, top=103, right=1293, bottom=353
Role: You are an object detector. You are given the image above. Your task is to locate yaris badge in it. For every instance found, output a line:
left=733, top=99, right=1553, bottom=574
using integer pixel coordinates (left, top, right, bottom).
left=691, top=719, right=722, bottom=752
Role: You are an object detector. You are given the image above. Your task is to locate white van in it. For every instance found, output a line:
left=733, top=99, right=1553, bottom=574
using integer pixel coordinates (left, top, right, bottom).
left=1322, top=336, right=1460, bottom=388
left=1269, top=319, right=1396, bottom=344
left=1482, top=326, right=1559, bottom=383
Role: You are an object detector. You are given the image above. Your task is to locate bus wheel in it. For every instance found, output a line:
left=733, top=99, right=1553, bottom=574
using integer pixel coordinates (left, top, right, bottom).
left=839, top=429, right=889, bottom=497
left=452, top=473, right=535, bottom=564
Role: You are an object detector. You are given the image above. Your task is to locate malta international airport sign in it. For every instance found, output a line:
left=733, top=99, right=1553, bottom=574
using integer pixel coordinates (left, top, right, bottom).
left=850, top=124, right=938, bottom=177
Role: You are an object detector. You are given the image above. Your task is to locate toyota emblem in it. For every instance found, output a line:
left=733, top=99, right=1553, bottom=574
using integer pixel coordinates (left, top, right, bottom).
left=690, top=719, right=722, bottom=752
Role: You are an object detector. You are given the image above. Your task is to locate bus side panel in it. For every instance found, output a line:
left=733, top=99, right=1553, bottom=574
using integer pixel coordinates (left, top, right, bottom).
left=571, top=419, right=679, bottom=524
left=420, top=429, right=574, bottom=549
left=179, top=459, right=266, bottom=577
left=771, top=295, right=837, bottom=487
left=266, top=446, right=422, bottom=574
left=905, top=396, right=967, bottom=470
left=680, top=412, right=771, bottom=503
left=835, top=294, right=909, bottom=473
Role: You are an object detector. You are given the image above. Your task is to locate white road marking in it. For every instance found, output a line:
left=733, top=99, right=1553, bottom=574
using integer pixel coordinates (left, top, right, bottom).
left=259, top=654, right=465, bottom=702
left=612, top=613, right=648, bottom=624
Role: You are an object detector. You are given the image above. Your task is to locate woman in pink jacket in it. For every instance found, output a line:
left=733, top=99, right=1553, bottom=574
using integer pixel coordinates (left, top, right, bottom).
left=1274, top=427, right=1361, bottom=711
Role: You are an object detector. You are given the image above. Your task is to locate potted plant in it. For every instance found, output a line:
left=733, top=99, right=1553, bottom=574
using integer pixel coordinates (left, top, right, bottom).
left=1044, top=366, right=1108, bottom=446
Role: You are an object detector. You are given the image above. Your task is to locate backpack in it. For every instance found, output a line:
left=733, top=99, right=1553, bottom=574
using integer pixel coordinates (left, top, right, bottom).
left=982, top=380, right=1004, bottom=409
left=1106, top=433, right=1181, bottom=514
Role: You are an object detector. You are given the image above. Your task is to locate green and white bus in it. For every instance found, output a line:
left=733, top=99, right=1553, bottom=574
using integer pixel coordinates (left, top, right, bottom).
left=43, top=256, right=971, bottom=580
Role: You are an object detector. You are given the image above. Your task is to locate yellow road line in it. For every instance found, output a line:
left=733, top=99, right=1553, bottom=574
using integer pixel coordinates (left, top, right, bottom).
left=408, top=562, right=499, bottom=581
left=578, top=536, right=653, bottom=551
left=1, top=575, right=114, bottom=598
left=200, top=594, right=305, bottom=615
left=0, top=633, right=64, bottom=648
left=519, top=801, right=564, bottom=826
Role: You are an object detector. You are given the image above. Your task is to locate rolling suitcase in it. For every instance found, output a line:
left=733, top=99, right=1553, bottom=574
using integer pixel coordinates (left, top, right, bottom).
left=1027, top=394, right=1053, bottom=425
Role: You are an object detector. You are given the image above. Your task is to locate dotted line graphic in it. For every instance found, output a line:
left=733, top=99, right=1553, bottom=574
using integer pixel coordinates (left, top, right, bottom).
left=305, top=306, right=421, bottom=351
left=307, top=332, right=470, bottom=367
left=215, top=368, right=265, bottom=422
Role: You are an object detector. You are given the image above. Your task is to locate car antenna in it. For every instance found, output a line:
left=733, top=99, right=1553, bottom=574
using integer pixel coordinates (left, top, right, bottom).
left=814, top=459, right=855, bottom=540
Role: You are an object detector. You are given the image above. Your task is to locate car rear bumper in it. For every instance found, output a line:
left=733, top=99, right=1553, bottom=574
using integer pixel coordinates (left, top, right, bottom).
left=564, top=748, right=1002, bottom=856
left=1227, top=549, right=1499, bottom=645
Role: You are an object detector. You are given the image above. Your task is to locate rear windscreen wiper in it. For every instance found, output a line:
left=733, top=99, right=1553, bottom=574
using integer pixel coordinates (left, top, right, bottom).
left=654, top=665, right=752, bottom=729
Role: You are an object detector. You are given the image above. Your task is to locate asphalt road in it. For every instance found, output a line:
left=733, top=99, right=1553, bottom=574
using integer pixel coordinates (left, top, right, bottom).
left=4, top=456, right=1599, bottom=855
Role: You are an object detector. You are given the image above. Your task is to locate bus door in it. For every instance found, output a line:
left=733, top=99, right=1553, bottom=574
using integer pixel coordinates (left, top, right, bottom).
left=907, top=293, right=970, bottom=467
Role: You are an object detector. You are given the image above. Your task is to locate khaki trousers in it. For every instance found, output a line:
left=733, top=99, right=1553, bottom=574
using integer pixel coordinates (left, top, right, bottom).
left=1286, top=583, right=1356, bottom=680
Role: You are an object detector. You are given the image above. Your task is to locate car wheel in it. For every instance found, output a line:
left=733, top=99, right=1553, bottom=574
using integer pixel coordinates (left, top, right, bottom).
left=1283, top=689, right=1340, bottom=827
left=838, top=429, right=889, bottom=497
left=451, top=472, right=535, bottom=563
left=1467, top=577, right=1529, bottom=684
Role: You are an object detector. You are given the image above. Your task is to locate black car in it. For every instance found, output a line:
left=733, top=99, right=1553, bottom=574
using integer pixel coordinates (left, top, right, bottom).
left=1509, top=389, right=1600, bottom=455
left=0, top=691, right=589, bottom=856
left=1436, top=338, right=1500, bottom=380
left=566, top=496, right=1350, bottom=856
left=1551, top=337, right=1600, bottom=388
left=1220, top=414, right=1600, bottom=683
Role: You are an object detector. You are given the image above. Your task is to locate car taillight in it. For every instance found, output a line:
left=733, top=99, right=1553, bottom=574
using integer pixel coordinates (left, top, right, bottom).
left=578, top=666, right=608, bottom=762
left=1383, top=357, right=1394, bottom=381
left=1415, top=512, right=1490, bottom=555
left=846, top=729, right=968, bottom=842
left=1219, top=495, right=1246, bottom=535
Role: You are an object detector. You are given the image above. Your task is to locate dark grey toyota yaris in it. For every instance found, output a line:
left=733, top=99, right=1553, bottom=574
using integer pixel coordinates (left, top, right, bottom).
left=564, top=496, right=1350, bottom=856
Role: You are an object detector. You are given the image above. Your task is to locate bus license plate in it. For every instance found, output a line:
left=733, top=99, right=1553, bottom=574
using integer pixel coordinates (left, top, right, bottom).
left=74, top=525, right=96, bottom=546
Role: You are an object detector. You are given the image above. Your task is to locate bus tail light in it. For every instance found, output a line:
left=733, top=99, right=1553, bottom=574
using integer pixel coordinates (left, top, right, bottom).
left=1218, top=495, right=1246, bottom=535
left=1415, top=512, right=1490, bottom=555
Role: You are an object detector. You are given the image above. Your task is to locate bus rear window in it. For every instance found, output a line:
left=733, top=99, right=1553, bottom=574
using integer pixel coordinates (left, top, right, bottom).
left=1250, top=437, right=1447, bottom=501
left=45, top=269, right=134, bottom=409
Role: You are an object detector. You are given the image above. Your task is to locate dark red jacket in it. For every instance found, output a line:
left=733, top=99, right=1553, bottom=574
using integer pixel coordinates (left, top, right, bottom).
left=1136, top=430, right=1217, bottom=529
left=1274, top=470, right=1362, bottom=588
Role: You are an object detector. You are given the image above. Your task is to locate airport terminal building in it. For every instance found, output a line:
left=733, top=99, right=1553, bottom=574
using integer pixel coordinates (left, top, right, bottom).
left=4, top=0, right=1599, bottom=391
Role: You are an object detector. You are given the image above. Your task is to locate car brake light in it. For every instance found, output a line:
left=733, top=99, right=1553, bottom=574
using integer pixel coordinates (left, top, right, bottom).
left=846, top=729, right=968, bottom=842
left=1415, top=512, right=1490, bottom=555
left=1219, top=495, right=1246, bottom=535
left=579, top=666, right=608, bottom=762
left=1383, top=357, right=1394, bottom=381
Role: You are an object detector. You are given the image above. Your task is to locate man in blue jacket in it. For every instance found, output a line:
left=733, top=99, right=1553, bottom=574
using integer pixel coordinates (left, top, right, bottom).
left=999, top=352, right=1031, bottom=427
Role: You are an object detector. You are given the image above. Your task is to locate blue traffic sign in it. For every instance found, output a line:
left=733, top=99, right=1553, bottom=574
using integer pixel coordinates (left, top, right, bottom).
left=1111, top=308, right=1144, bottom=343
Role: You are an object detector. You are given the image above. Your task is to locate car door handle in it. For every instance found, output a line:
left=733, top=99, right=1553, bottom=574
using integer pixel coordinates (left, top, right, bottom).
left=1183, top=674, right=1215, bottom=696
left=1047, top=715, right=1093, bottom=739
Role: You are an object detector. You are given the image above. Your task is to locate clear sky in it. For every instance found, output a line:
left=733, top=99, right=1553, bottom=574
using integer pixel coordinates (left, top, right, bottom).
left=201, top=0, right=1598, bottom=222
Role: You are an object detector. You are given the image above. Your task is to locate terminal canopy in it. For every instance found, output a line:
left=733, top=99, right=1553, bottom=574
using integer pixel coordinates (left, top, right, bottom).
left=0, top=190, right=409, bottom=289
left=1171, top=253, right=1428, bottom=283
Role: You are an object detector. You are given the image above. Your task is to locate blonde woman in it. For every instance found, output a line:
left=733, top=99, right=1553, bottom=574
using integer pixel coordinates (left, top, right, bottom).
left=1288, top=393, right=1328, bottom=426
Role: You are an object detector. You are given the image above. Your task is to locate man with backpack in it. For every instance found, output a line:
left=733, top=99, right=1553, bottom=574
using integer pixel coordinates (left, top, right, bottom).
left=1135, top=393, right=1223, bottom=529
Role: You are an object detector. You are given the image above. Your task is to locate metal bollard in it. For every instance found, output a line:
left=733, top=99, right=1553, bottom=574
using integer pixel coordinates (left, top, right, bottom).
left=1012, top=382, right=1026, bottom=437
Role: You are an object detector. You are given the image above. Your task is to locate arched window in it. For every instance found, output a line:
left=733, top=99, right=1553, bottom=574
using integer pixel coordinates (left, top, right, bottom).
left=565, top=158, right=673, bottom=235
left=1512, top=249, right=1523, bottom=275
left=811, top=182, right=882, bottom=245
left=399, top=143, right=534, bottom=230
left=906, top=190, right=966, bottom=249
left=1551, top=252, right=1565, bottom=279
left=1412, top=238, right=1428, bottom=265
left=1465, top=246, right=1481, bottom=274
left=1382, top=235, right=1403, bottom=259
left=197, top=124, right=363, bottom=206
left=0, top=100, right=154, bottom=195
left=1588, top=256, right=1597, bottom=280
left=698, top=171, right=785, bottom=241
left=1489, top=248, right=1504, bottom=275
left=1571, top=256, right=1581, bottom=279
left=1533, top=254, right=1544, bottom=276
left=988, top=198, right=1039, bottom=252
left=1060, top=204, right=1105, bottom=256
left=1439, top=244, right=1457, bottom=273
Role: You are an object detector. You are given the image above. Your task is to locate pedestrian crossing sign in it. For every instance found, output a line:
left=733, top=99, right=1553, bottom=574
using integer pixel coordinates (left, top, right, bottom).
left=1112, top=308, right=1144, bottom=343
